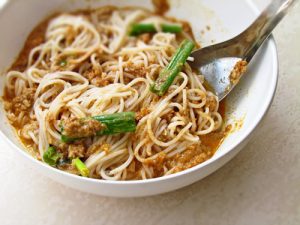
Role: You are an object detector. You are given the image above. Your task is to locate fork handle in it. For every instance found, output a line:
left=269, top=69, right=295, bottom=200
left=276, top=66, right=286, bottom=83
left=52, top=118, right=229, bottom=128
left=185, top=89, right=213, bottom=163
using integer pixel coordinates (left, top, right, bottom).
left=241, top=0, right=297, bottom=61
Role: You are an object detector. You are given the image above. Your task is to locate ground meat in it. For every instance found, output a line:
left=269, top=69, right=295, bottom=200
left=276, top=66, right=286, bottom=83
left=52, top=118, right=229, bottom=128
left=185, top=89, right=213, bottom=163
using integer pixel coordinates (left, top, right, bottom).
left=8, top=88, right=36, bottom=115
left=157, top=130, right=168, bottom=142
left=4, top=88, right=36, bottom=126
left=91, top=77, right=110, bottom=87
left=125, top=159, right=143, bottom=180
left=144, top=152, right=166, bottom=166
left=84, top=68, right=100, bottom=80
left=144, top=152, right=166, bottom=177
left=161, top=109, right=175, bottom=122
left=6, top=112, right=19, bottom=126
left=52, top=139, right=87, bottom=159
left=205, top=95, right=218, bottom=112
left=167, top=144, right=213, bottom=173
left=58, top=163, right=78, bottom=175
left=135, top=107, right=151, bottom=121
left=83, top=68, right=110, bottom=87
left=139, top=33, right=152, bottom=44
left=124, top=62, right=147, bottom=77
left=63, top=117, right=106, bottom=138
left=55, top=142, right=69, bottom=158
left=230, top=60, right=247, bottom=84
left=20, top=121, right=39, bottom=140
left=68, top=143, right=86, bottom=158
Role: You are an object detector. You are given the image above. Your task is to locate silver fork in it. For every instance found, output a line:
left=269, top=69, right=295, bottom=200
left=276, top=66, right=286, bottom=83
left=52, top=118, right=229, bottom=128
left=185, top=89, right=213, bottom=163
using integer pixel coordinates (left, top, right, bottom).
left=188, top=0, right=297, bottom=101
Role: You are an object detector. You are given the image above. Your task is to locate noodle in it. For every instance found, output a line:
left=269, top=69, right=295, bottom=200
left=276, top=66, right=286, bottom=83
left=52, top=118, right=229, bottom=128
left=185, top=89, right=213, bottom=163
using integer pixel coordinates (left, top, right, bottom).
left=3, top=6, right=225, bottom=180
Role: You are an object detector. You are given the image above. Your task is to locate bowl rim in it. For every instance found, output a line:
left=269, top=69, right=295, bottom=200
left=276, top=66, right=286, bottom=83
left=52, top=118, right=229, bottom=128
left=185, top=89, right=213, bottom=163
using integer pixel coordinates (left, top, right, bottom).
left=0, top=0, right=279, bottom=185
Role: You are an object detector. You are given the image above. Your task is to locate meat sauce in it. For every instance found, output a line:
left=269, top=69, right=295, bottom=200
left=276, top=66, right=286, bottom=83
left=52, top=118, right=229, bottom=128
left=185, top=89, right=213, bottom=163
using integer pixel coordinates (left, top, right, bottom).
left=3, top=8, right=231, bottom=179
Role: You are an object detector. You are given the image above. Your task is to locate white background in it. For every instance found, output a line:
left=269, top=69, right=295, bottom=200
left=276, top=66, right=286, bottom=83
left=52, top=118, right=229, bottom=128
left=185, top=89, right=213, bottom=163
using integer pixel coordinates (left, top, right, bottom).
left=0, top=0, right=299, bottom=224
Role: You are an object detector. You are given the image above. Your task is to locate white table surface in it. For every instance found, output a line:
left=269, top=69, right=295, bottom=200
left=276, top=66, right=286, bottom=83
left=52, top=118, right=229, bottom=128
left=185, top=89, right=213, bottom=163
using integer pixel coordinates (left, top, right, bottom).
left=1, top=1, right=299, bottom=225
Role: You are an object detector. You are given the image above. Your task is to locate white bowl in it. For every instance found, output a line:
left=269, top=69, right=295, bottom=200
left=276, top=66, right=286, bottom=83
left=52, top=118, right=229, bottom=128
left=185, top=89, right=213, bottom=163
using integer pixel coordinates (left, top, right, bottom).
left=0, top=0, right=278, bottom=197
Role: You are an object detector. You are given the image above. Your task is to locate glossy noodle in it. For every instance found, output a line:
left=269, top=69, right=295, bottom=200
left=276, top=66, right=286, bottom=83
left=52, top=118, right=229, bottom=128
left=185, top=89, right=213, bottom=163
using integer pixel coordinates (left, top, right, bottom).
left=3, top=6, right=226, bottom=180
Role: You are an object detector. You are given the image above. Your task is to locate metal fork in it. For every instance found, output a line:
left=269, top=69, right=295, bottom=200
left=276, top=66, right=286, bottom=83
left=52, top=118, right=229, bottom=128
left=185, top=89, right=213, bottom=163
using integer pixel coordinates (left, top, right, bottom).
left=188, top=0, right=297, bottom=101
